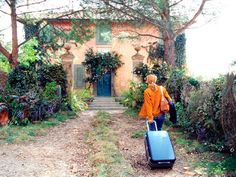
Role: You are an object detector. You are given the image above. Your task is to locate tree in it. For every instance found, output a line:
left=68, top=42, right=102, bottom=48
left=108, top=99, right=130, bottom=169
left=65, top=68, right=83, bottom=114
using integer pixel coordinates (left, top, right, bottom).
left=0, top=0, right=92, bottom=68
left=0, top=0, right=19, bottom=67
left=82, top=0, right=215, bottom=66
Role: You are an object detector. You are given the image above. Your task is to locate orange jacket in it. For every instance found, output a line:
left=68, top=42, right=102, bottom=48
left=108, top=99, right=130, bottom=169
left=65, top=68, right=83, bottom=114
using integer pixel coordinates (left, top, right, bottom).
left=139, top=85, right=172, bottom=122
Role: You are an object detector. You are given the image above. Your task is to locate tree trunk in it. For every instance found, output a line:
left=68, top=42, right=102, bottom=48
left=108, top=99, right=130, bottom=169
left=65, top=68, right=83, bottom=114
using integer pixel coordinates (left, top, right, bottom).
left=10, top=0, right=19, bottom=67
left=163, top=30, right=176, bottom=66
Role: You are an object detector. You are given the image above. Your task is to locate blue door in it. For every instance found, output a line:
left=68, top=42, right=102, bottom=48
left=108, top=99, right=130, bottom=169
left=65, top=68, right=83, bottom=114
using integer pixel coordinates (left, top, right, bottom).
left=97, top=73, right=111, bottom=96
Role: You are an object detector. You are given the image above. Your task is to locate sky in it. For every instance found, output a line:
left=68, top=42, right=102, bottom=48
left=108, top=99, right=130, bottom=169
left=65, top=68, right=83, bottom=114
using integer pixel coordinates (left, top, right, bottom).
left=1, top=0, right=236, bottom=79
left=186, top=0, right=236, bottom=79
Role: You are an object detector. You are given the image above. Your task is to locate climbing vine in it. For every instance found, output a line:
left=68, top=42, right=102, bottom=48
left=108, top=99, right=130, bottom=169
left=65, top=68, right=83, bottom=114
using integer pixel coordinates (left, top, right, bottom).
left=82, top=48, right=123, bottom=84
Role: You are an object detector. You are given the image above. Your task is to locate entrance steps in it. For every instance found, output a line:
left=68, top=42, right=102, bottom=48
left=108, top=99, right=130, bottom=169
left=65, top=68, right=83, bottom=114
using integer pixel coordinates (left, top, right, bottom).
left=88, top=97, right=127, bottom=111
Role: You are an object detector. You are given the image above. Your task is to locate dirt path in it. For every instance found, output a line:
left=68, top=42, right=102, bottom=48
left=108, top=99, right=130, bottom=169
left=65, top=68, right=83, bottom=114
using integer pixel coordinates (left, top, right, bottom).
left=0, top=110, right=202, bottom=177
left=0, top=111, right=93, bottom=177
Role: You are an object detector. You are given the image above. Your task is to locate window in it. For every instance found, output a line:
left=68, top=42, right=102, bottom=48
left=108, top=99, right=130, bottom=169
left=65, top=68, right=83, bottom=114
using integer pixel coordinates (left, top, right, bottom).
left=96, top=22, right=112, bottom=45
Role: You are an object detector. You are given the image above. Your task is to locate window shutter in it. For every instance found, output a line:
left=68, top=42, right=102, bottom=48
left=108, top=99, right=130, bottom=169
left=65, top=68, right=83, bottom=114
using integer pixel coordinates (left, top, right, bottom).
left=74, top=64, right=85, bottom=88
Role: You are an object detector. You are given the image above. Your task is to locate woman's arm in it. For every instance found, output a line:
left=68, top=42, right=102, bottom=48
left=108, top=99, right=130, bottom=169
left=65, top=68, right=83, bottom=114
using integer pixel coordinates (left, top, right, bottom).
left=144, top=91, right=153, bottom=123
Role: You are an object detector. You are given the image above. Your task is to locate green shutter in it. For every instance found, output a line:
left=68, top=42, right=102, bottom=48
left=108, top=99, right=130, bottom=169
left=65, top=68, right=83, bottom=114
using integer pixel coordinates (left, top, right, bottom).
left=74, top=65, right=85, bottom=88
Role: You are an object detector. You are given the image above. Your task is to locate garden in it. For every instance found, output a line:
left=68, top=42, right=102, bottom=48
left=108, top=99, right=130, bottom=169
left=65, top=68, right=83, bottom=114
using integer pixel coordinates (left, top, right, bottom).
left=0, top=33, right=235, bottom=176
left=0, top=0, right=236, bottom=176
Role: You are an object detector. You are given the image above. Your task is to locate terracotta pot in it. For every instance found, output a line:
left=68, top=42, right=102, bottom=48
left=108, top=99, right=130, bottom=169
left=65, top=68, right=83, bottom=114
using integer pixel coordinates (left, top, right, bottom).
left=0, top=103, right=9, bottom=126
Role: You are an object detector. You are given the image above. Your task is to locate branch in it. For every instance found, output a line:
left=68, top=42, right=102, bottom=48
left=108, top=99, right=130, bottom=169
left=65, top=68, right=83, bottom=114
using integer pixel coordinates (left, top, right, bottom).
left=17, top=0, right=47, bottom=8
left=126, top=30, right=163, bottom=40
left=175, top=0, right=207, bottom=36
left=51, top=9, right=85, bottom=19
left=4, top=0, right=10, bottom=6
left=0, top=25, right=11, bottom=32
left=169, top=0, right=184, bottom=8
left=0, top=42, right=11, bottom=59
left=149, top=0, right=163, bottom=14
left=100, top=0, right=164, bottom=29
left=17, top=6, right=65, bottom=15
left=0, top=9, right=10, bottom=15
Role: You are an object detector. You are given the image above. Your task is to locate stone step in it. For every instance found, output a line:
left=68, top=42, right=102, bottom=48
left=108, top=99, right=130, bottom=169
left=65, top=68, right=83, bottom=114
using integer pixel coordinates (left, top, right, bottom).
left=88, top=97, right=127, bottom=111
left=88, top=106, right=127, bottom=110
left=89, top=103, right=123, bottom=107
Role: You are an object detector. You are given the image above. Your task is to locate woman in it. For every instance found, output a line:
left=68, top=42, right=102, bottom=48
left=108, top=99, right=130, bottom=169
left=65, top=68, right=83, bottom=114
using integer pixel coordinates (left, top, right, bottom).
left=139, top=74, right=172, bottom=131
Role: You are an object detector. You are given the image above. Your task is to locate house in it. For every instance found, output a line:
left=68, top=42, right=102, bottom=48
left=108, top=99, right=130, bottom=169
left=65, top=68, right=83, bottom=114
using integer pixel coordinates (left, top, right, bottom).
left=49, top=19, right=159, bottom=97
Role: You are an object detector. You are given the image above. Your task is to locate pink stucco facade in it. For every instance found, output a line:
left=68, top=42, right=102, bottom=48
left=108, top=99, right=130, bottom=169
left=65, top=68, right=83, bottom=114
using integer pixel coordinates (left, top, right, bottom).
left=52, top=20, right=159, bottom=96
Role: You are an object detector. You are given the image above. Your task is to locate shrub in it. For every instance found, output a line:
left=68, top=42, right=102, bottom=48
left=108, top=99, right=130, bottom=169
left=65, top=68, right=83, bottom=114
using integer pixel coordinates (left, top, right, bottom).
left=18, top=38, right=39, bottom=66
left=7, top=62, right=68, bottom=124
left=133, top=62, right=170, bottom=84
left=68, top=90, right=90, bottom=112
left=41, top=81, right=58, bottom=101
left=8, top=64, right=38, bottom=95
left=166, top=68, right=187, bottom=102
left=38, top=64, right=67, bottom=97
left=121, top=81, right=147, bottom=110
left=184, top=78, right=225, bottom=145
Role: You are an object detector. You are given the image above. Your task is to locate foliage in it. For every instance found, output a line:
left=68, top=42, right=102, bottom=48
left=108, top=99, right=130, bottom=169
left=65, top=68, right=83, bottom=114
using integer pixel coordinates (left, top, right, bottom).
left=175, top=33, right=186, bottom=68
left=24, top=22, right=40, bottom=40
left=194, top=155, right=236, bottom=176
left=18, top=38, right=39, bottom=66
left=68, top=90, right=90, bottom=112
left=82, top=48, right=123, bottom=84
left=133, top=63, right=149, bottom=82
left=133, top=61, right=170, bottom=84
left=188, top=76, right=200, bottom=89
left=166, top=68, right=187, bottom=102
left=0, top=56, right=11, bottom=73
left=0, top=43, right=12, bottom=73
left=38, top=64, right=67, bottom=97
left=148, top=44, right=164, bottom=60
left=175, top=102, right=188, bottom=127
left=8, top=64, right=38, bottom=95
left=7, top=62, right=68, bottom=124
left=41, top=81, right=58, bottom=101
left=184, top=77, right=225, bottom=145
left=25, top=21, right=94, bottom=59
left=121, top=81, right=147, bottom=110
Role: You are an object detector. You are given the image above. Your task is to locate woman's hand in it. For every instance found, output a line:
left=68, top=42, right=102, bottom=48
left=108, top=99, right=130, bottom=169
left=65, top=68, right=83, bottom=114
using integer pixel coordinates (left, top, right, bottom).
left=148, top=119, right=153, bottom=124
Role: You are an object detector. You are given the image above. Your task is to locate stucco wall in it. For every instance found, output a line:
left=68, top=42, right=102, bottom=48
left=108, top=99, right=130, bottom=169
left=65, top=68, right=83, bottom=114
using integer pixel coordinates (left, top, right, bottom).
left=52, top=20, right=159, bottom=96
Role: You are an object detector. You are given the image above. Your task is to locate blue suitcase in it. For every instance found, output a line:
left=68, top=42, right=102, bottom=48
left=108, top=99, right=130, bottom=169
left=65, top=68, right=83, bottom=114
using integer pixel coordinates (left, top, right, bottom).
left=144, top=121, right=176, bottom=168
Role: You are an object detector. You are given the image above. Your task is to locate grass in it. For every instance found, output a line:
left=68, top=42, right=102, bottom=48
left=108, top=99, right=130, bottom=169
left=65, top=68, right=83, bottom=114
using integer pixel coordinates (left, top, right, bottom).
left=0, top=111, right=76, bottom=144
left=123, top=108, right=139, bottom=119
left=193, top=155, right=236, bottom=176
left=131, top=130, right=145, bottom=138
left=86, top=111, right=134, bottom=177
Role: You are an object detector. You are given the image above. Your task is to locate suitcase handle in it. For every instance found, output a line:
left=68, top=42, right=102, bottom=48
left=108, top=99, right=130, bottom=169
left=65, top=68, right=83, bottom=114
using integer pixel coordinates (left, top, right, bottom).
left=146, top=120, right=158, bottom=131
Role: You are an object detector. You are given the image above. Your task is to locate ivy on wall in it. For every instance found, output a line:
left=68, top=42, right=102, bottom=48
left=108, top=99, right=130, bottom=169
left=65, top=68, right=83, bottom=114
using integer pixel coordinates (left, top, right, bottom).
left=175, top=33, right=186, bottom=68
